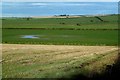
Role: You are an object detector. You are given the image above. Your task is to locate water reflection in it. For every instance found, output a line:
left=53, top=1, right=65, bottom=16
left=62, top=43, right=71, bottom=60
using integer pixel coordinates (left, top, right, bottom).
left=21, top=35, right=39, bottom=39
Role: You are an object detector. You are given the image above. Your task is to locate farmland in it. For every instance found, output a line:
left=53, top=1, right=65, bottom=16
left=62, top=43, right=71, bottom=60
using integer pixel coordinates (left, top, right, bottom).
left=2, top=15, right=118, bottom=29
left=2, top=15, right=118, bottom=46
left=2, top=29, right=118, bottom=46
left=2, top=14, right=119, bottom=79
left=2, top=44, right=118, bottom=78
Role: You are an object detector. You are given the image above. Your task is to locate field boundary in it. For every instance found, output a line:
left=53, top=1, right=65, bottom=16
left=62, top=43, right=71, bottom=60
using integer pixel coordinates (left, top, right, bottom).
left=2, top=28, right=119, bottom=30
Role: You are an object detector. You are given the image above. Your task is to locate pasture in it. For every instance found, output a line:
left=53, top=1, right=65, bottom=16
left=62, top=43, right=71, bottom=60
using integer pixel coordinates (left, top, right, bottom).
left=2, top=15, right=118, bottom=29
left=2, top=29, right=118, bottom=46
left=2, top=15, right=118, bottom=46
left=2, top=14, right=119, bottom=78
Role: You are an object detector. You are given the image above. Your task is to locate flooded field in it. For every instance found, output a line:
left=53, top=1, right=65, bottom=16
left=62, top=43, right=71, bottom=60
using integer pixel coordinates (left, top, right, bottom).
left=21, top=35, right=39, bottom=39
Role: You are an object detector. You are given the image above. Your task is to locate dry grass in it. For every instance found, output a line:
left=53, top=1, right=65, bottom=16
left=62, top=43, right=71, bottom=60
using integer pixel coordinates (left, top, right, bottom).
left=2, top=44, right=118, bottom=78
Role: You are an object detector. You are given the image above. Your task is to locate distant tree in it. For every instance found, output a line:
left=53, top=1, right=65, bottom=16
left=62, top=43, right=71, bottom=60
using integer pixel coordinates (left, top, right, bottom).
left=90, top=20, right=93, bottom=22
left=2, top=19, right=6, bottom=20
left=76, top=23, right=81, bottom=26
left=26, top=17, right=32, bottom=21
left=95, top=16, right=104, bottom=22
left=27, top=18, right=30, bottom=21
left=60, top=22, right=65, bottom=24
left=60, top=14, right=67, bottom=16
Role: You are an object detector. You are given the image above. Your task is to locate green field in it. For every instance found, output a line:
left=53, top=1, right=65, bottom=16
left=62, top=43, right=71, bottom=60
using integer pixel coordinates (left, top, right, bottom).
left=2, top=15, right=118, bottom=46
left=3, top=29, right=118, bottom=46
left=2, top=15, right=118, bottom=29
left=2, top=15, right=119, bottom=78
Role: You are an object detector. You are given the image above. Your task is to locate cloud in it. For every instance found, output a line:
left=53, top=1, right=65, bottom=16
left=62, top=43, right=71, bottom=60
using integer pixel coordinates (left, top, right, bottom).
left=64, top=3, right=95, bottom=6
left=2, top=13, right=31, bottom=17
left=2, top=0, right=120, bottom=2
left=31, top=3, right=48, bottom=6
left=30, top=3, right=95, bottom=6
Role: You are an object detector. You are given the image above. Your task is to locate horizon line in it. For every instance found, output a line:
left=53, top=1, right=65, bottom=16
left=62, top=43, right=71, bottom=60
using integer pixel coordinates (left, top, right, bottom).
left=1, top=14, right=118, bottom=18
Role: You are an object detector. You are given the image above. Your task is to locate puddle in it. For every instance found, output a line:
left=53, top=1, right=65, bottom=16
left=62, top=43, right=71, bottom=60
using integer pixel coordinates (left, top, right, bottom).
left=20, top=35, right=74, bottom=39
left=21, top=35, right=39, bottom=39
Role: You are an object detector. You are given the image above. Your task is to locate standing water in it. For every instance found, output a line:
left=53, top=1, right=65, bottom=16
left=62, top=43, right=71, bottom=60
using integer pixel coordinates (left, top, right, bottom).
left=21, top=35, right=39, bottom=39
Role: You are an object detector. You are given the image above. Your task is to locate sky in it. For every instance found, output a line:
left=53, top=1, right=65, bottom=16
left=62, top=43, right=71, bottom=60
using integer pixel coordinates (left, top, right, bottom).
left=1, top=0, right=119, bottom=17
left=2, top=2, right=118, bottom=17
left=2, top=0, right=120, bottom=2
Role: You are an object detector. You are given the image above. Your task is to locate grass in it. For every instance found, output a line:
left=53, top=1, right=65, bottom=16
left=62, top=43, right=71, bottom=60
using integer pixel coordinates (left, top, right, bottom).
left=2, top=29, right=118, bottom=46
left=2, top=44, right=118, bottom=78
left=2, top=14, right=119, bottom=78
left=2, top=15, right=118, bottom=46
left=2, top=15, right=118, bottom=29
left=82, top=50, right=118, bottom=77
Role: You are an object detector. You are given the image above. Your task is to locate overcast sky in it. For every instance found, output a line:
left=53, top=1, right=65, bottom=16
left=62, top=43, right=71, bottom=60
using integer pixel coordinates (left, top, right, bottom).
left=2, top=0, right=120, bottom=2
